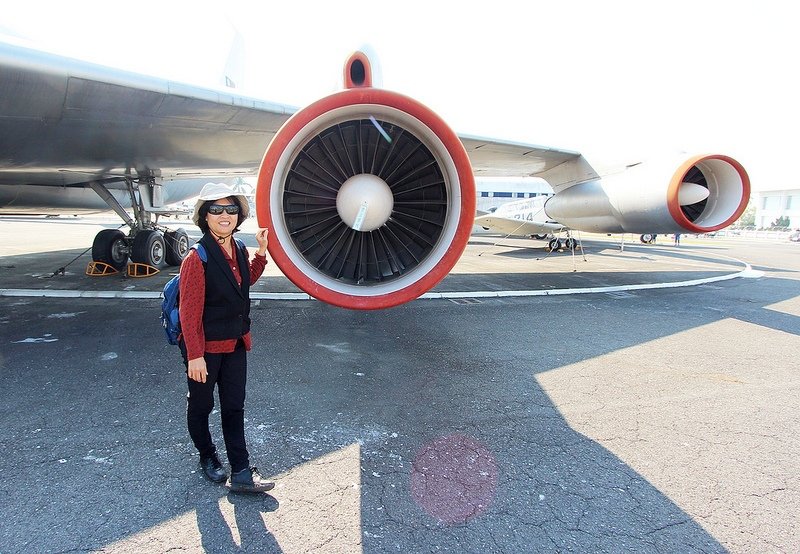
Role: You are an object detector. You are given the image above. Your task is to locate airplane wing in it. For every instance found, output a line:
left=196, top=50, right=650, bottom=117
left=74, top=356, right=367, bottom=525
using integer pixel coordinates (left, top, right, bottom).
left=459, top=134, right=599, bottom=186
left=0, top=39, right=297, bottom=190
left=1, top=38, right=597, bottom=182
left=0, top=38, right=594, bottom=207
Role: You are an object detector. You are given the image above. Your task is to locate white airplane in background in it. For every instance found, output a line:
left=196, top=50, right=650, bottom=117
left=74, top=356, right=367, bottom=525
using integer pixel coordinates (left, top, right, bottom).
left=475, top=195, right=568, bottom=247
left=0, top=38, right=750, bottom=309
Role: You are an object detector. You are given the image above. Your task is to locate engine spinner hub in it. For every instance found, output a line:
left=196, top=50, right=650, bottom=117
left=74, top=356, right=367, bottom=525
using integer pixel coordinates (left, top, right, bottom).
left=336, top=173, right=394, bottom=232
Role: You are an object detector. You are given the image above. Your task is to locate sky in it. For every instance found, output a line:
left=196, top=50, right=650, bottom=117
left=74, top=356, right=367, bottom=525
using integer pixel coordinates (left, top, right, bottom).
left=3, top=0, right=797, bottom=193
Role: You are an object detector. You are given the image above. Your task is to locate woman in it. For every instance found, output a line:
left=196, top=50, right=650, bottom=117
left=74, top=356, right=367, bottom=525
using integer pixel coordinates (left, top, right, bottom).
left=178, top=182, right=273, bottom=493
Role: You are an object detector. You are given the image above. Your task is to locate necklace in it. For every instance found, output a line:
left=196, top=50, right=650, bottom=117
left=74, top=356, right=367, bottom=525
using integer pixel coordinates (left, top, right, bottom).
left=210, top=230, right=231, bottom=244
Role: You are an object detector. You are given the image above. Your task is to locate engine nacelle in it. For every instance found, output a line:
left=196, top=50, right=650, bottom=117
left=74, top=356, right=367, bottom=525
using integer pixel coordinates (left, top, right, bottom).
left=543, top=154, right=749, bottom=234
left=256, top=52, right=475, bottom=310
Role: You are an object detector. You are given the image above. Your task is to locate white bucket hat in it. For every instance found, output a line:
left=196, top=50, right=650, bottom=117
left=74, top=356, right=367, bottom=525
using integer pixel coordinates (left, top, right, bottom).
left=192, top=182, right=250, bottom=226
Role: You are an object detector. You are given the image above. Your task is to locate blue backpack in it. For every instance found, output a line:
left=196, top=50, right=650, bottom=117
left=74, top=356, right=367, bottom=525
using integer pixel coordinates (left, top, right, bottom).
left=161, top=243, right=207, bottom=345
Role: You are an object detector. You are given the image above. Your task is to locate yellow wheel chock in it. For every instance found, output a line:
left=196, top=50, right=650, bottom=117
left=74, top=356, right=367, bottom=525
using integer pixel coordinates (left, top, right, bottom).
left=127, top=263, right=160, bottom=278
left=86, top=261, right=119, bottom=276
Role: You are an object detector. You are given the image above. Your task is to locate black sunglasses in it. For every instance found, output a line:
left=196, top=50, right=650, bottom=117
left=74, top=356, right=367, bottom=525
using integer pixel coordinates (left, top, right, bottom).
left=207, top=204, right=240, bottom=215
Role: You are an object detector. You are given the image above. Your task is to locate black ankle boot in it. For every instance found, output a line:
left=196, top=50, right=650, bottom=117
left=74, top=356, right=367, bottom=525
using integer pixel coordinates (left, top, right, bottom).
left=229, top=466, right=275, bottom=493
left=199, top=453, right=227, bottom=483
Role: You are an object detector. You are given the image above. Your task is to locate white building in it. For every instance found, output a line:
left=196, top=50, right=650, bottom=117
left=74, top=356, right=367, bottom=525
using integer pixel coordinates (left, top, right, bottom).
left=754, top=188, right=800, bottom=229
left=475, top=177, right=553, bottom=212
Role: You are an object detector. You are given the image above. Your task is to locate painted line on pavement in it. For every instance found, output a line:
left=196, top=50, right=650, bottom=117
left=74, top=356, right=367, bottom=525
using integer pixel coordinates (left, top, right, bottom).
left=0, top=262, right=760, bottom=301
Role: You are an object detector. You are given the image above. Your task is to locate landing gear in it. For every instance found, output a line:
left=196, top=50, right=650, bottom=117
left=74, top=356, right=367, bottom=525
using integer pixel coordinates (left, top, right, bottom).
left=640, top=234, right=657, bottom=244
left=85, top=177, right=189, bottom=275
left=131, top=229, right=166, bottom=267
left=164, top=228, right=189, bottom=266
left=547, top=233, right=580, bottom=253
left=91, top=229, right=129, bottom=270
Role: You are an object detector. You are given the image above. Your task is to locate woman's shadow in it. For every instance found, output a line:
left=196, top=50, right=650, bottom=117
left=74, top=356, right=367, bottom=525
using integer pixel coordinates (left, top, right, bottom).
left=195, top=490, right=280, bottom=553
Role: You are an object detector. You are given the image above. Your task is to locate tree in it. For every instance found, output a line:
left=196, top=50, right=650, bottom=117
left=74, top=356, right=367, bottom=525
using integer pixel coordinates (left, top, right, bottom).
left=735, top=199, right=755, bottom=228
left=772, top=216, right=790, bottom=229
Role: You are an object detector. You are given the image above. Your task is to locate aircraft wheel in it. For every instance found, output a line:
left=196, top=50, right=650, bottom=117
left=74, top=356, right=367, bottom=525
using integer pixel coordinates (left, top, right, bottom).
left=532, top=234, right=548, bottom=240
left=548, top=238, right=562, bottom=251
left=164, top=228, right=189, bottom=266
left=92, top=229, right=129, bottom=270
left=131, top=230, right=166, bottom=267
left=640, top=234, right=655, bottom=244
left=565, top=238, right=577, bottom=250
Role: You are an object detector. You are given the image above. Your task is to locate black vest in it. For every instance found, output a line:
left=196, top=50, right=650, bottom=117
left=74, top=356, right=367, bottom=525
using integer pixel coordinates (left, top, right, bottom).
left=198, top=233, right=251, bottom=341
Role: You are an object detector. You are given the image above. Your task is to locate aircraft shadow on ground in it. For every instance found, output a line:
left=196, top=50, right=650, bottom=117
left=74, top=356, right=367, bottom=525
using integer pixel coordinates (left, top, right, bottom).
left=245, top=284, right=797, bottom=551
left=2, top=273, right=798, bottom=552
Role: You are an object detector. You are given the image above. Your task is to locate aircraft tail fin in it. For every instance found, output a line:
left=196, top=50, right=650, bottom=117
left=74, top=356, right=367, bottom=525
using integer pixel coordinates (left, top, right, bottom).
left=222, top=30, right=245, bottom=89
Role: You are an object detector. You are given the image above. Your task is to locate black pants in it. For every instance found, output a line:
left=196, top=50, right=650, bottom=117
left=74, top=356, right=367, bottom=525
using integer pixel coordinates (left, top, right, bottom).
left=180, top=341, right=249, bottom=473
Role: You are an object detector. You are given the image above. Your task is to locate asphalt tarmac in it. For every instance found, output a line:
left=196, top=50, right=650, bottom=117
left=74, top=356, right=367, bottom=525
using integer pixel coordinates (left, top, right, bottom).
left=1, top=215, right=798, bottom=553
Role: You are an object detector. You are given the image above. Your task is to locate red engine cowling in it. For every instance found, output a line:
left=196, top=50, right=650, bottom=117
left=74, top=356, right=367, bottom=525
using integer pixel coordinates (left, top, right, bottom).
left=256, top=52, right=475, bottom=310
left=543, top=154, right=750, bottom=234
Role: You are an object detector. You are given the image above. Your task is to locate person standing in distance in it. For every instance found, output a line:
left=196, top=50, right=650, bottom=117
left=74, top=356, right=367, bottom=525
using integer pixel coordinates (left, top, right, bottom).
left=178, top=182, right=273, bottom=493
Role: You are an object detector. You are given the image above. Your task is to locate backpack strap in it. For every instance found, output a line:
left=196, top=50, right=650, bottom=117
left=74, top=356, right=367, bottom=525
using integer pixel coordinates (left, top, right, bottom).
left=232, top=238, right=246, bottom=255
left=192, top=242, right=207, bottom=264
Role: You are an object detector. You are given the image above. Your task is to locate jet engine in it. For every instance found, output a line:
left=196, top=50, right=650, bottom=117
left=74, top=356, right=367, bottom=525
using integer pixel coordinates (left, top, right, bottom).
left=256, top=52, right=475, bottom=309
left=543, top=154, right=750, bottom=234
